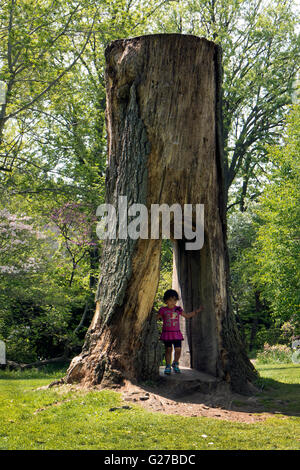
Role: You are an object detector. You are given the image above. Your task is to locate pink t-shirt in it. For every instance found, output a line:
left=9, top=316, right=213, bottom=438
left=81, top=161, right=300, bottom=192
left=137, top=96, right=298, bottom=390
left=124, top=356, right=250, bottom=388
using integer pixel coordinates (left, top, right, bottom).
left=158, top=306, right=184, bottom=341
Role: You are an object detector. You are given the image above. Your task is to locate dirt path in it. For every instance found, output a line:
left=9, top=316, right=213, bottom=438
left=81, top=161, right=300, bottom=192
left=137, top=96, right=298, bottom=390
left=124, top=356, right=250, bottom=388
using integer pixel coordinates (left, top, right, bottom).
left=119, top=380, right=273, bottom=423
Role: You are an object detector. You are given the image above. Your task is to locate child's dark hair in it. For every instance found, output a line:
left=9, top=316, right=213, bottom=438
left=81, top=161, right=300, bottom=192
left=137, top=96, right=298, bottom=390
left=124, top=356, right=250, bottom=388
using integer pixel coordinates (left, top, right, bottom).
left=163, top=289, right=179, bottom=302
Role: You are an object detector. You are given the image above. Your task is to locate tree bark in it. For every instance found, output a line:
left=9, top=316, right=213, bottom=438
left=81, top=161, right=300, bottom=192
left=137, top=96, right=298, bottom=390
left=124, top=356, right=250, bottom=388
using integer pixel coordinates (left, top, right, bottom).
left=66, top=33, right=257, bottom=394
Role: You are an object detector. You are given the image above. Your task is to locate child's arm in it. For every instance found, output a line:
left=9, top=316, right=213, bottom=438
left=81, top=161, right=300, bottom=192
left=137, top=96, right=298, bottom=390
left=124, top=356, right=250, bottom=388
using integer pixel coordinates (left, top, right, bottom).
left=156, top=308, right=163, bottom=321
left=181, top=306, right=204, bottom=319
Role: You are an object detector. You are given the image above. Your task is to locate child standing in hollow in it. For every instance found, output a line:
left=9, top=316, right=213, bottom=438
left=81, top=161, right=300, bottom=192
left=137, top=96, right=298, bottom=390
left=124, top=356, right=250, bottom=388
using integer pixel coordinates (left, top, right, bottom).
left=156, top=289, right=203, bottom=374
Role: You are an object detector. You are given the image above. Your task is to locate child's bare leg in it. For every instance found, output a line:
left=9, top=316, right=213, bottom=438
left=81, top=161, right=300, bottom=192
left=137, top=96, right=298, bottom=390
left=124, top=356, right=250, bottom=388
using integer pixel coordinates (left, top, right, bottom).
left=165, top=347, right=172, bottom=365
left=174, top=347, right=181, bottom=363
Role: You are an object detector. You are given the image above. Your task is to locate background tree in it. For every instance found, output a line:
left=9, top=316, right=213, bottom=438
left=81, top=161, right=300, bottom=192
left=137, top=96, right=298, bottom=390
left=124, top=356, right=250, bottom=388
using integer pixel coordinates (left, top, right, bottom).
left=146, top=0, right=299, bottom=210
left=251, top=103, right=300, bottom=336
left=0, top=0, right=100, bottom=170
left=227, top=103, right=300, bottom=351
left=227, top=208, right=272, bottom=351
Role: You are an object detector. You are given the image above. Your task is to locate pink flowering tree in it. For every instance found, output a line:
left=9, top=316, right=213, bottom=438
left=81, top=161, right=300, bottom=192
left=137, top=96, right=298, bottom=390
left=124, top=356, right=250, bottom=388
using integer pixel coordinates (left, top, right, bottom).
left=0, top=203, right=99, bottom=362
left=0, top=208, right=51, bottom=362
left=49, top=202, right=98, bottom=287
left=0, top=208, right=45, bottom=276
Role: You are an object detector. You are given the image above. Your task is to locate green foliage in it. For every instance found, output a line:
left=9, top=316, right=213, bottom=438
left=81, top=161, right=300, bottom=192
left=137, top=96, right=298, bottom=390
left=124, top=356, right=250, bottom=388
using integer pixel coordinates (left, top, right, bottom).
left=256, top=343, right=292, bottom=364
left=228, top=104, right=300, bottom=351
left=0, top=197, right=99, bottom=361
left=228, top=208, right=271, bottom=350
left=153, top=238, right=173, bottom=312
left=251, top=104, right=300, bottom=327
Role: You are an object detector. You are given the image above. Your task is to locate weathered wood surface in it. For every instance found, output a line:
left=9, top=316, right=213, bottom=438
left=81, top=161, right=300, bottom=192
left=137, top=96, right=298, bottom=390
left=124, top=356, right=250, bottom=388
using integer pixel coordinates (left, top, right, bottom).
left=66, top=34, right=257, bottom=394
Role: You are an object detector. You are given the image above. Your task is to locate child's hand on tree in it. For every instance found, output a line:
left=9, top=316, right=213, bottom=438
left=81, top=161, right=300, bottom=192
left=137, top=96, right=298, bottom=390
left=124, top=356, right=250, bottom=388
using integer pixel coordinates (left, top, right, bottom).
left=194, top=306, right=204, bottom=314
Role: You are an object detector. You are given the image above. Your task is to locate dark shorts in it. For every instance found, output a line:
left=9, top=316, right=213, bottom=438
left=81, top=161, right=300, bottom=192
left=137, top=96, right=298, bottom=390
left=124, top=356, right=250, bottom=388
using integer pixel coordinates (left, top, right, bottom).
left=163, top=340, right=182, bottom=348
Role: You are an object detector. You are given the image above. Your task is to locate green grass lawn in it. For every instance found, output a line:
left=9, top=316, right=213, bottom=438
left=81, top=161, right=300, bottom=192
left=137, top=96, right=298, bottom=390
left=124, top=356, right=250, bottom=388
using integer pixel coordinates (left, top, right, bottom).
left=0, top=363, right=299, bottom=450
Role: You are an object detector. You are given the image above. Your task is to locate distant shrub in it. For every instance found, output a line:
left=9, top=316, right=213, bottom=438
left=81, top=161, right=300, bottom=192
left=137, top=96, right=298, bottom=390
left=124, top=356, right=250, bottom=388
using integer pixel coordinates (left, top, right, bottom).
left=256, top=343, right=292, bottom=364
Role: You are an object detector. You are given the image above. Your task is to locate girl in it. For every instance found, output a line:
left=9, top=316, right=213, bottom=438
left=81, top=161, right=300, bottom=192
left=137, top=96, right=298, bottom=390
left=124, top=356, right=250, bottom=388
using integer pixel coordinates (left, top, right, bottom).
left=156, top=289, right=203, bottom=375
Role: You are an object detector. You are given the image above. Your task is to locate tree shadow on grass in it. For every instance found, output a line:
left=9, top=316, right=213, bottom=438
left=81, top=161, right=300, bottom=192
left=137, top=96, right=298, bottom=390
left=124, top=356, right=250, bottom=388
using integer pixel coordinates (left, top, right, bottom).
left=129, top=365, right=300, bottom=420
left=231, top=376, right=300, bottom=418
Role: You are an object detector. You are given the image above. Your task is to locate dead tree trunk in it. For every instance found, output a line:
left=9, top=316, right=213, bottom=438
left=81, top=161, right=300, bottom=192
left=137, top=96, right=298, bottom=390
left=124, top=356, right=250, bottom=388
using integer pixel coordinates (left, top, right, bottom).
left=66, top=33, right=257, bottom=394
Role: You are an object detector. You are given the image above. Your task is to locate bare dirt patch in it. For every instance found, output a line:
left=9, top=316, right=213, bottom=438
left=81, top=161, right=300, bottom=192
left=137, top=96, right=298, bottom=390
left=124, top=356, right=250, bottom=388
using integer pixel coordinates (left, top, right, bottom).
left=119, top=379, right=273, bottom=423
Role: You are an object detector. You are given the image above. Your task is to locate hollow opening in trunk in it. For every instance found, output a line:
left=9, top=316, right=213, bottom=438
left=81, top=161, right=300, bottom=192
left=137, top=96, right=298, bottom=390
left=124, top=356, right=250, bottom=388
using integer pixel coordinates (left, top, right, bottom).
left=152, top=236, right=218, bottom=376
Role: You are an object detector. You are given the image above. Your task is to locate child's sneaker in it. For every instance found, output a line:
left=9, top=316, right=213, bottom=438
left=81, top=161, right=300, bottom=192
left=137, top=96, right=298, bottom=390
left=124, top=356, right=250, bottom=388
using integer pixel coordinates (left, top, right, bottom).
left=172, top=361, right=181, bottom=373
left=164, top=364, right=171, bottom=375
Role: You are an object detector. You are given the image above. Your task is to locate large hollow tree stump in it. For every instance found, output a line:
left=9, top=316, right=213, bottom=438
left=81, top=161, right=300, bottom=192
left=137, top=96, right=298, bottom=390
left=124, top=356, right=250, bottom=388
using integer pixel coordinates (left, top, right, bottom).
left=66, top=33, right=257, bottom=394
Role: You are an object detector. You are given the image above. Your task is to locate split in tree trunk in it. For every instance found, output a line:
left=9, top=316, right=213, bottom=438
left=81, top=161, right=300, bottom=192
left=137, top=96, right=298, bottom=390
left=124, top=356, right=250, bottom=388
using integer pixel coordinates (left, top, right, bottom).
left=66, top=33, right=258, bottom=394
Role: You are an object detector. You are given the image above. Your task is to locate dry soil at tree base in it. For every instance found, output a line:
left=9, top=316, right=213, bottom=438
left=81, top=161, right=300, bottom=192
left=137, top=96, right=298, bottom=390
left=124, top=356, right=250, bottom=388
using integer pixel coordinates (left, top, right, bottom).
left=119, top=381, right=274, bottom=424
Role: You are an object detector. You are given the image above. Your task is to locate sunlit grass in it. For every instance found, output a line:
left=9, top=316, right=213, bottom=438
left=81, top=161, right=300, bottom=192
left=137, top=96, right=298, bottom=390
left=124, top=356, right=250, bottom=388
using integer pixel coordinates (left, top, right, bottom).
left=0, top=363, right=299, bottom=450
